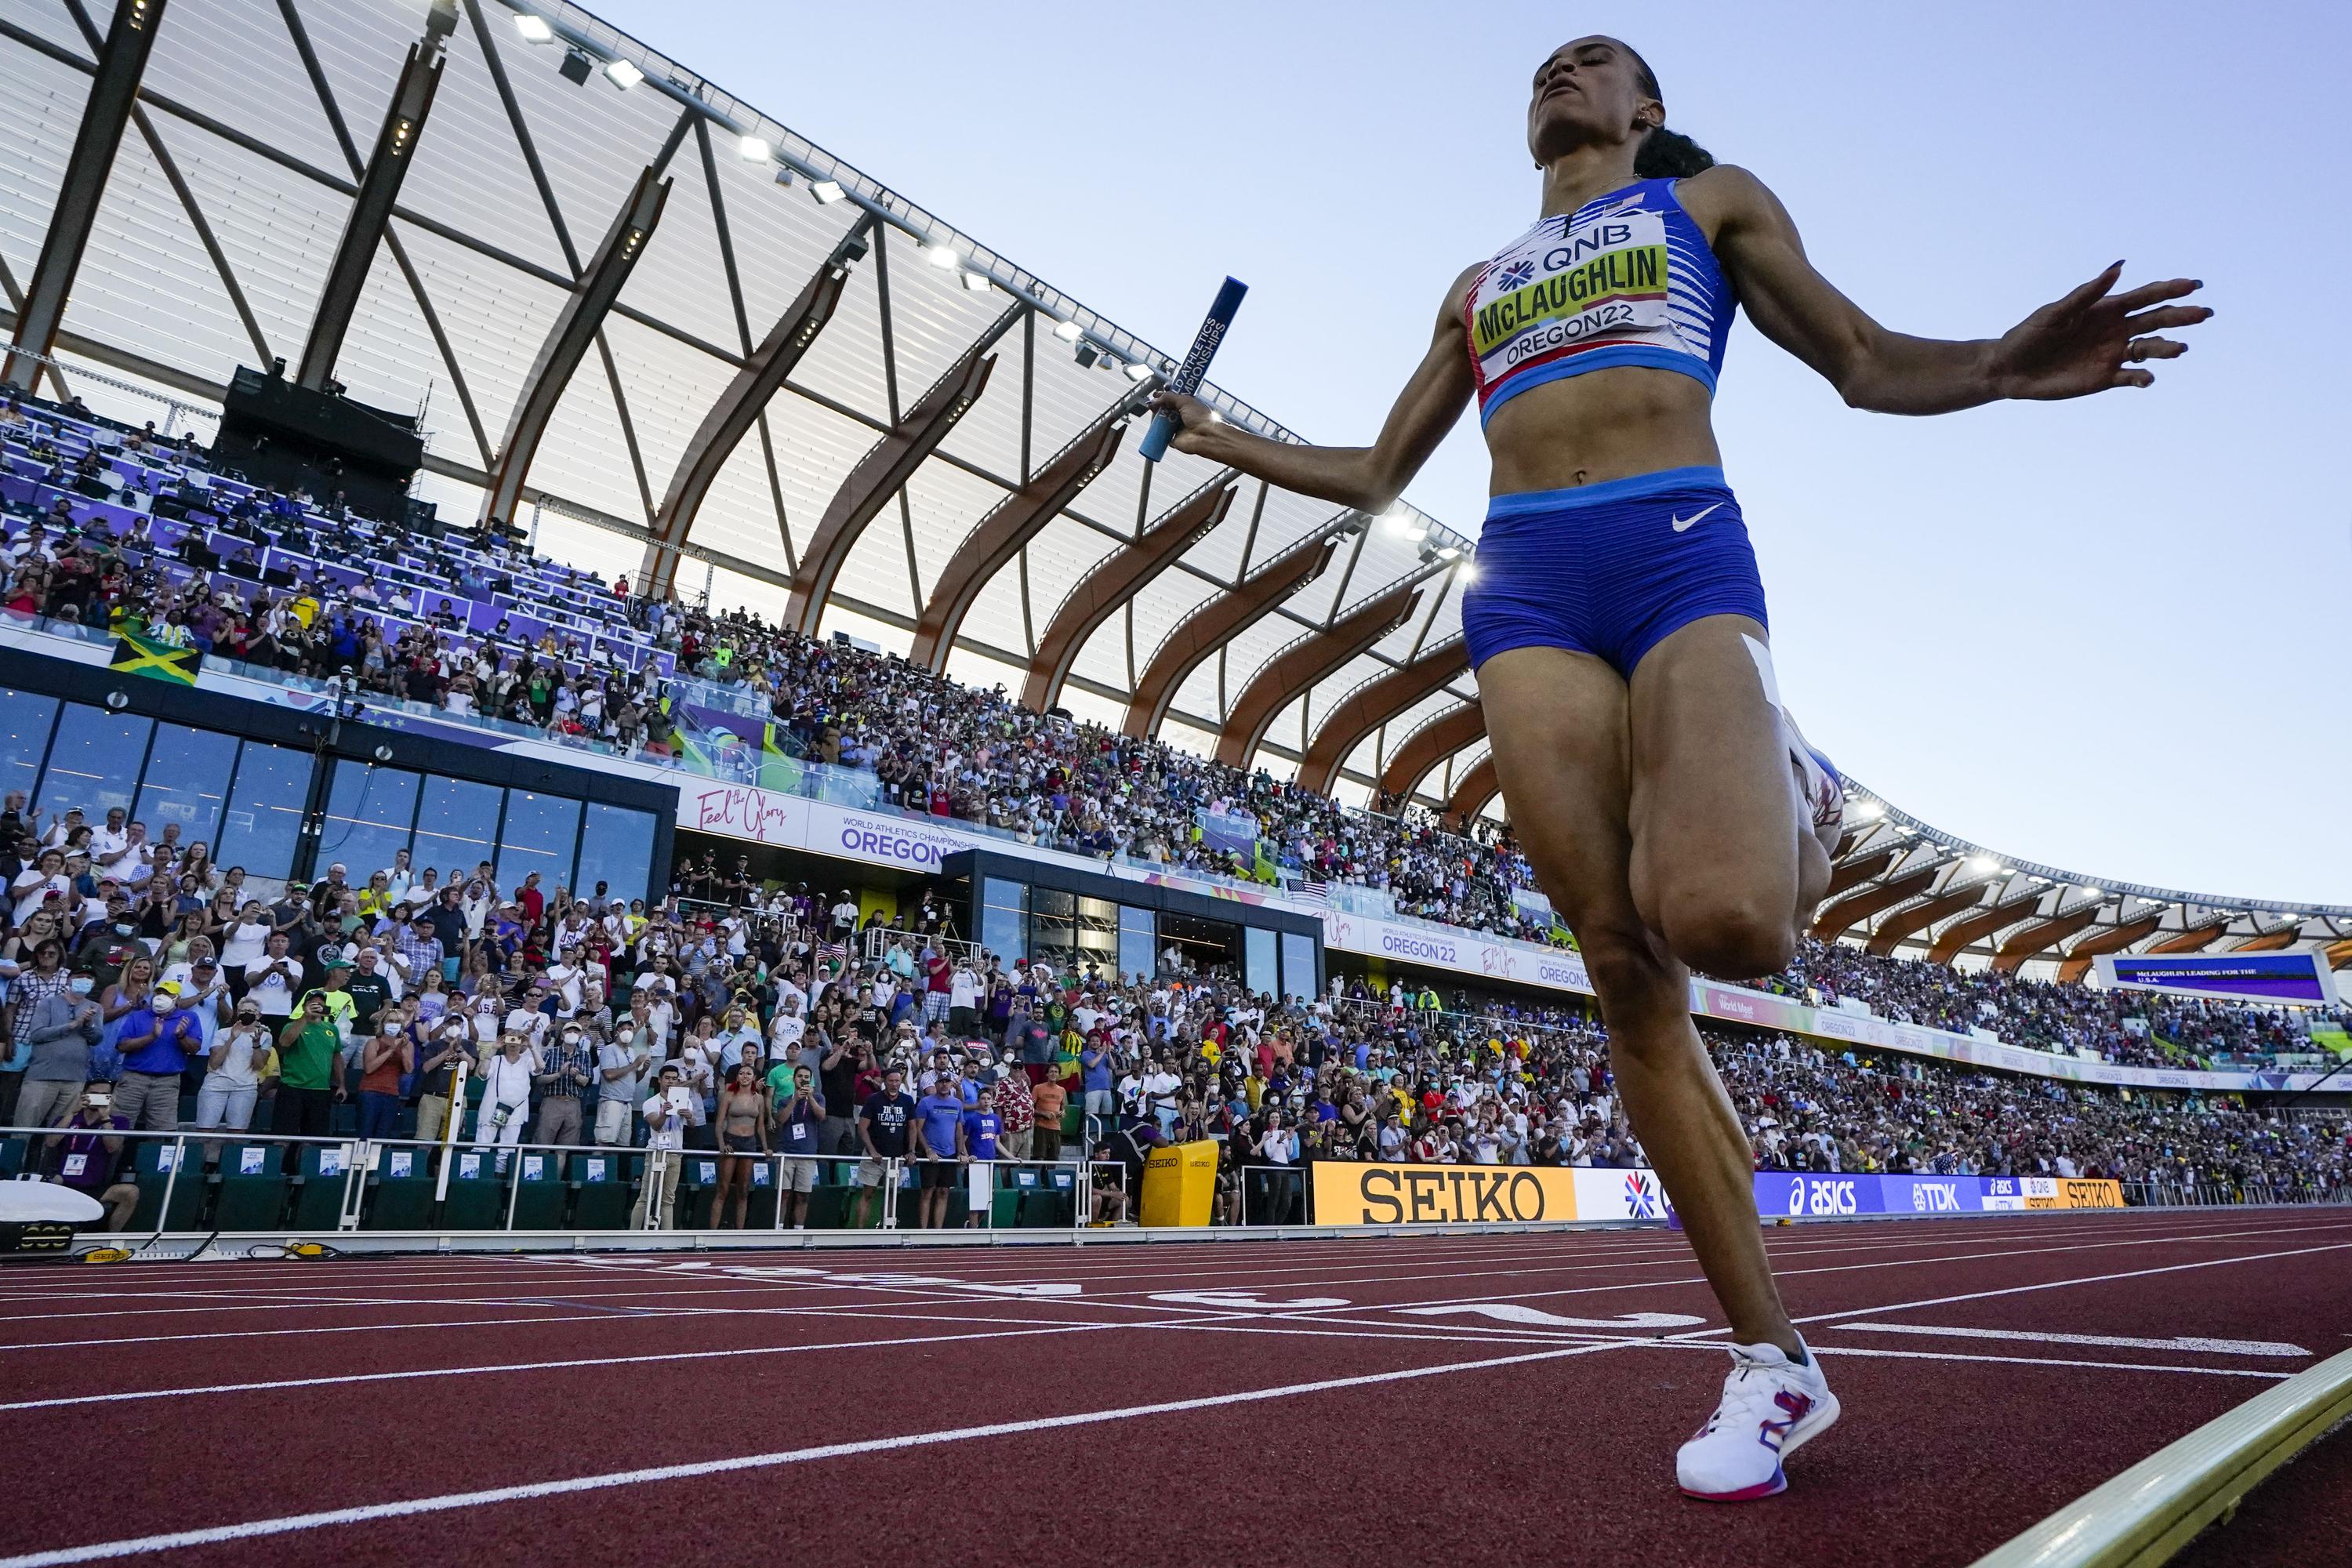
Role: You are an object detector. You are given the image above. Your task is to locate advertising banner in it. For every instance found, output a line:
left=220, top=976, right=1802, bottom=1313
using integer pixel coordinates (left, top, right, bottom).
left=1571, top=1166, right=1675, bottom=1221
left=1311, top=1164, right=2123, bottom=1227
left=1754, top=1172, right=1887, bottom=1220
left=1310, top=1161, right=1578, bottom=1225
left=2096, top=951, right=2338, bottom=1008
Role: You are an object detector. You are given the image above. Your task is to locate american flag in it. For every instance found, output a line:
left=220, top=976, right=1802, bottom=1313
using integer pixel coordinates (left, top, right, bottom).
left=1287, top=879, right=1329, bottom=909
left=817, top=940, right=847, bottom=960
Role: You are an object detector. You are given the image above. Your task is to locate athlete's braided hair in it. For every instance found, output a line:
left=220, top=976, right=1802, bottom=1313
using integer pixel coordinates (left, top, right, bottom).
left=1620, top=45, right=1716, bottom=179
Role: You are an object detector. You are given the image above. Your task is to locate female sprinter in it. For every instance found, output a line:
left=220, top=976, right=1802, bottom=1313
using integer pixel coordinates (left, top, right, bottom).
left=1148, top=35, right=2208, bottom=1501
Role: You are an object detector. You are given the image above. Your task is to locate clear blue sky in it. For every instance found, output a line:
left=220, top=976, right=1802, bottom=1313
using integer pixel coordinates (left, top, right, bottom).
left=587, top=0, right=2350, bottom=905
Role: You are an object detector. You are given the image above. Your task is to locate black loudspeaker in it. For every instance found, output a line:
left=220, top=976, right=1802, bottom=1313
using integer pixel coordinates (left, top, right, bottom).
left=215, top=367, right=424, bottom=523
left=404, top=497, right=442, bottom=539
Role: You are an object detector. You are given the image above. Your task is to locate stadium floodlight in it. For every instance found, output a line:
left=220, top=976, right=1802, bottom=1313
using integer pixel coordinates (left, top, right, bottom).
left=2080, top=887, right=2103, bottom=900
left=921, top=241, right=960, bottom=270
left=604, top=57, right=644, bottom=89
left=739, top=134, right=771, bottom=162
left=1854, top=800, right=1885, bottom=820
left=557, top=46, right=593, bottom=85
left=1969, top=854, right=1998, bottom=873
left=809, top=179, right=845, bottom=204
left=1051, top=318, right=1083, bottom=342
left=514, top=13, right=554, bottom=43
left=1435, top=544, right=1462, bottom=560
left=1454, top=561, right=1477, bottom=582
left=960, top=270, right=991, bottom=293
left=1122, top=360, right=1154, bottom=382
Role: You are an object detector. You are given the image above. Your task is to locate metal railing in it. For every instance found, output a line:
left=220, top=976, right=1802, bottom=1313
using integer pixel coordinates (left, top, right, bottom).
left=0, top=1124, right=1098, bottom=1241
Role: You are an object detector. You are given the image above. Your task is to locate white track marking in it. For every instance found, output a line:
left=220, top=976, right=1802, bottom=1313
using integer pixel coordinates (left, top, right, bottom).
left=1827, top=1322, right=2312, bottom=1357
left=1397, top=1304, right=1706, bottom=1329
left=0, top=1321, right=1121, bottom=1414
left=1784, top=1242, right=2352, bottom=1330
left=0, top=1341, right=1632, bottom=1567
left=1147, top=1290, right=1352, bottom=1309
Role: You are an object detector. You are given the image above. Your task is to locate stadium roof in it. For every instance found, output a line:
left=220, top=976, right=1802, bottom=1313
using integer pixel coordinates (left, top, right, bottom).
left=0, top=0, right=2340, bottom=975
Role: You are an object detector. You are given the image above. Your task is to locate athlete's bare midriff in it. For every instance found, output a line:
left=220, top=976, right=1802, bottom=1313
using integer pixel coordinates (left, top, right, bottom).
left=1480, top=361, right=1722, bottom=495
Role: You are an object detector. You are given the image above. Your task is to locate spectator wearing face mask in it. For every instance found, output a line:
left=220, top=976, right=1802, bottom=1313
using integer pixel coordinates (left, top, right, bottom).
left=413, top=1020, right=475, bottom=1144
left=534, top=1020, right=594, bottom=1149
left=354, top=1014, right=412, bottom=1141
left=18, top=967, right=103, bottom=1127
left=198, top=1001, right=273, bottom=1134
left=474, top=1033, right=535, bottom=1152
left=111, top=981, right=201, bottom=1132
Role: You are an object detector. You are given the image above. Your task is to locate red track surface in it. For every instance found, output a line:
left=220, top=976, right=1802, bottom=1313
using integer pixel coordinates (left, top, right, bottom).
left=1, top=1209, right=2347, bottom=1566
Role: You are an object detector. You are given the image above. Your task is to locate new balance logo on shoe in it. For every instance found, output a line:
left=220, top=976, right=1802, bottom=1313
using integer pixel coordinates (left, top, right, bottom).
left=1756, top=1390, right=1813, bottom=1452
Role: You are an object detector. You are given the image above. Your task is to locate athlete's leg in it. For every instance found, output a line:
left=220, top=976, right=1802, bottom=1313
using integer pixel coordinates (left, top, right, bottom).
left=1479, top=644, right=1796, bottom=1354
left=1624, top=615, right=1807, bottom=981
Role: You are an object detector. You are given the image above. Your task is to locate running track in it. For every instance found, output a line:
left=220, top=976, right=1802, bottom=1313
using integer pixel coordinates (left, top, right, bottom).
left=0, top=1209, right=2347, bottom=1566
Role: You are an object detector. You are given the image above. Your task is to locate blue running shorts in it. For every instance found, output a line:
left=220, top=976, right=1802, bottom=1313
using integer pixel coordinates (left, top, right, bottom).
left=1461, top=465, right=1768, bottom=678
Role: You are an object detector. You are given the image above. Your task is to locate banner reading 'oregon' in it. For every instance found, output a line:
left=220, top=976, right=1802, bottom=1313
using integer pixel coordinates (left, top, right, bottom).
left=1311, top=1161, right=1579, bottom=1225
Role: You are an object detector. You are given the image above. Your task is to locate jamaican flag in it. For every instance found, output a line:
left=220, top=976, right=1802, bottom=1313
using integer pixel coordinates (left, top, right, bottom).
left=108, top=629, right=201, bottom=685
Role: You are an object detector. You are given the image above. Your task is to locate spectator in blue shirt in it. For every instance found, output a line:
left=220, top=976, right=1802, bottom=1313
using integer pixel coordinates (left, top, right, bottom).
left=960, top=1091, right=1002, bottom=1231
left=912, top=1076, right=967, bottom=1229
left=112, top=983, right=201, bottom=1131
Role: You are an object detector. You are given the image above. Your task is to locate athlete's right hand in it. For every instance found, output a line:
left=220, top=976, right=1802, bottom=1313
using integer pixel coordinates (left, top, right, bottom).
left=1144, top=390, right=1219, bottom=455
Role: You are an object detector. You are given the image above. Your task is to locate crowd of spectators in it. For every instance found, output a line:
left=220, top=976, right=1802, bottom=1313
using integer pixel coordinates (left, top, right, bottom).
left=1766, top=937, right=2345, bottom=1071
left=4, top=390, right=2348, bottom=1232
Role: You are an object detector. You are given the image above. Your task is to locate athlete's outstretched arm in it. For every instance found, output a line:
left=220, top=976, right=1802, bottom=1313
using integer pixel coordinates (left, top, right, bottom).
left=1147, top=265, right=1482, bottom=514
left=1688, top=165, right=2212, bottom=415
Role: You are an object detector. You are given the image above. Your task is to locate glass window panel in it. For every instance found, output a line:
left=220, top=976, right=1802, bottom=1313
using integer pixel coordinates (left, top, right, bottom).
left=495, top=789, right=583, bottom=892
left=1282, top=931, right=1319, bottom=1004
left=1074, top=895, right=1117, bottom=971
left=1117, top=906, right=1155, bottom=987
left=317, top=762, right=423, bottom=882
left=575, top=803, right=656, bottom=904
left=132, top=724, right=239, bottom=848
left=981, top=877, right=1027, bottom=964
left=214, top=742, right=313, bottom=883
left=34, top=703, right=152, bottom=822
left=1030, top=887, right=1074, bottom=974
left=0, top=688, right=59, bottom=808
left=1243, top=926, right=1279, bottom=999
left=412, top=776, right=502, bottom=881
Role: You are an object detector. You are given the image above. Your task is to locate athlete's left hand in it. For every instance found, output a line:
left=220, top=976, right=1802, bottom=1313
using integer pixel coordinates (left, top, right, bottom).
left=1987, top=263, right=2210, bottom=399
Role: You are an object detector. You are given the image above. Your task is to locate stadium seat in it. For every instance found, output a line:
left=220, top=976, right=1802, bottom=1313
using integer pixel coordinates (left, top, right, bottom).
left=673, top=1154, right=724, bottom=1230
left=125, top=1139, right=203, bottom=1232
left=508, top=1150, right=566, bottom=1229
left=288, top=1142, right=358, bottom=1231
left=744, top=1157, right=779, bottom=1230
left=212, top=1142, right=291, bottom=1231
left=571, top=1150, right=639, bottom=1230
left=439, top=1148, right=510, bottom=1231
left=364, top=1145, right=437, bottom=1229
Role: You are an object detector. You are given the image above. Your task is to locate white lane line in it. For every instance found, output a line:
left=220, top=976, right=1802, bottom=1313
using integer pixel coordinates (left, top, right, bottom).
left=1828, top=1322, right=2312, bottom=1358
left=0, top=1341, right=1629, bottom=1568
left=1397, top=1304, right=1706, bottom=1329
left=1786, top=1242, right=2352, bottom=1330
left=0, top=1321, right=1120, bottom=1414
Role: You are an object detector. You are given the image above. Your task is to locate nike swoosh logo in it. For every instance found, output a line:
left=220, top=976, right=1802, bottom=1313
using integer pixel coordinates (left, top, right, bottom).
left=1671, top=503, right=1724, bottom=532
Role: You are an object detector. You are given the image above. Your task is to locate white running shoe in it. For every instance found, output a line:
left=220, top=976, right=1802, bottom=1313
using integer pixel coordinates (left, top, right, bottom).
left=1676, top=1338, right=1840, bottom=1501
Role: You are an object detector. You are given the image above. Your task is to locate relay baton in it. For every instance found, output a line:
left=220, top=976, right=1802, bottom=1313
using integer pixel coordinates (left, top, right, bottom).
left=1138, top=275, right=1247, bottom=462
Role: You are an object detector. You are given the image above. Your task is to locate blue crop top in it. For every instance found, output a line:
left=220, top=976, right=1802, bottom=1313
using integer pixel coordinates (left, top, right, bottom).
left=1464, top=177, right=1737, bottom=423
